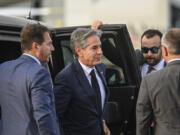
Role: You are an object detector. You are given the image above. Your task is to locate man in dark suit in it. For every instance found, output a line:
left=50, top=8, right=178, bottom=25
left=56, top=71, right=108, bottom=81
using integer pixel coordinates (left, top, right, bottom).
left=0, top=24, right=60, bottom=135
left=136, top=28, right=180, bottom=135
left=54, top=28, right=110, bottom=135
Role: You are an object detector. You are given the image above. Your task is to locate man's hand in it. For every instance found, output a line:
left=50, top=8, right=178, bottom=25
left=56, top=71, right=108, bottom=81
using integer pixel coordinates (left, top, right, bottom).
left=103, top=120, right=110, bottom=135
left=91, top=20, right=103, bottom=30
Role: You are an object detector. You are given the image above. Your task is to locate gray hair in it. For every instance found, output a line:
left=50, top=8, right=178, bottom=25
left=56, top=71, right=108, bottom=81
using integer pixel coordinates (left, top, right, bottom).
left=162, top=28, right=180, bottom=54
left=70, top=28, right=102, bottom=58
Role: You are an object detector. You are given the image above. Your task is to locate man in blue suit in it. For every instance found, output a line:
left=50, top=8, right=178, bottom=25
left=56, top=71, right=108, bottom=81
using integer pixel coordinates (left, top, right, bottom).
left=54, top=28, right=110, bottom=135
left=0, top=24, right=60, bottom=135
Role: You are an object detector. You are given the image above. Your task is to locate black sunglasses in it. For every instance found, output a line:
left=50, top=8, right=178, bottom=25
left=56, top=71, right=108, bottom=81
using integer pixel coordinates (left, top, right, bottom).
left=141, top=46, right=161, bottom=54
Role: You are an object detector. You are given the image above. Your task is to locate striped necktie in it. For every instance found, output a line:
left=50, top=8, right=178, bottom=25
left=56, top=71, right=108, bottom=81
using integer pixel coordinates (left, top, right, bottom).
left=147, top=66, right=154, bottom=74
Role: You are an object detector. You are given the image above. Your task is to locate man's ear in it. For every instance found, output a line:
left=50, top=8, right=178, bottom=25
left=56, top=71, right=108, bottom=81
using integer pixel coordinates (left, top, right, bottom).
left=75, top=47, right=82, bottom=57
left=31, top=42, right=39, bottom=50
left=162, top=46, right=168, bottom=58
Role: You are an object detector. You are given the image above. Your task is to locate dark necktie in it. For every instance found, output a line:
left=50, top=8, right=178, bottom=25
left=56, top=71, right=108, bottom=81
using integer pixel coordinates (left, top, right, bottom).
left=90, top=69, right=102, bottom=108
left=147, top=66, right=154, bottom=74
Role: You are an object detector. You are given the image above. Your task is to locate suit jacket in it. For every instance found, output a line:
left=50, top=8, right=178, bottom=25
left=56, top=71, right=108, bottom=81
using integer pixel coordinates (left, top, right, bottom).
left=0, top=119, right=2, bottom=134
left=54, top=59, right=109, bottom=135
left=0, top=55, right=60, bottom=135
left=136, top=60, right=180, bottom=135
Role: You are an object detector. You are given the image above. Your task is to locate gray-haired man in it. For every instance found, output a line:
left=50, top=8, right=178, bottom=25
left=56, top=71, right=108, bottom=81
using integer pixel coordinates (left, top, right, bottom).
left=54, top=28, right=110, bottom=135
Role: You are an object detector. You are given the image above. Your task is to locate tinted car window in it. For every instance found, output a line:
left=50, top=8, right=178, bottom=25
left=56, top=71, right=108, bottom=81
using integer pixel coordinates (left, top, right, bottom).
left=0, top=41, right=21, bottom=64
left=61, top=40, right=74, bottom=66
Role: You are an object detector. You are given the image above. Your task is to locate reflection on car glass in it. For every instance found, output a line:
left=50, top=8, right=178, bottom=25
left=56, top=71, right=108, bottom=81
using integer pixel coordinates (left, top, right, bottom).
left=61, top=40, right=73, bottom=66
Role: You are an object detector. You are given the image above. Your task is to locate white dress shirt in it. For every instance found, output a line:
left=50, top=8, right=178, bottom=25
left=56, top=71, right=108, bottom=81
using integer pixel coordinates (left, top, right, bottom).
left=79, top=60, right=106, bottom=109
left=141, top=59, right=165, bottom=77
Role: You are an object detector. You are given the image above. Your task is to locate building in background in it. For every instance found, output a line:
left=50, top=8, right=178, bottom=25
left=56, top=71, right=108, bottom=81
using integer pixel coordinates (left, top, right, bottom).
left=65, top=0, right=169, bottom=48
left=0, top=0, right=65, bottom=27
left=0, top=0, right=180, bottom=48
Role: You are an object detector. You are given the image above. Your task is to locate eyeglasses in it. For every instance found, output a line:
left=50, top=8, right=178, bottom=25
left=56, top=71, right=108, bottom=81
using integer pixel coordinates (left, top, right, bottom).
left=141, top=46, right=161, bottom=54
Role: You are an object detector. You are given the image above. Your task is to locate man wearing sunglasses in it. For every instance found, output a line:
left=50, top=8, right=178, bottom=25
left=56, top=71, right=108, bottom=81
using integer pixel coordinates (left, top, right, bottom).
left=140, top=29, right=165, bottom=77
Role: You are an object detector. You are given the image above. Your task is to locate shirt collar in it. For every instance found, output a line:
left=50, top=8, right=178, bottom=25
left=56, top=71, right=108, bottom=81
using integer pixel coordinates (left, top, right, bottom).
left=168, top=58, right=180, bottom=63
left=23, top=53, right=41, bottom=65
left=78, top=60, right=95, bottom=76
left=153, top=59, right=165, bottom=70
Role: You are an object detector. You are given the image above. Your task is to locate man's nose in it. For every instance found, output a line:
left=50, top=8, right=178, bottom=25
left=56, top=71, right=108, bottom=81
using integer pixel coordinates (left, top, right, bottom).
left=98, top=47, right=102, bottom=54
left=147, top=50, right=153, bottom=56
left=51, top=44, right=55, bottom=51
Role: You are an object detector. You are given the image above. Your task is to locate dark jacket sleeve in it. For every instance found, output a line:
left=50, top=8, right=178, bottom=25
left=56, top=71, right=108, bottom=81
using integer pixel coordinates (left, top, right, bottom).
left=135, top=49, right=145, bottom=66
left=53, top=71, right=73, bottom=135
left=101, top=38, right=123, bottom=67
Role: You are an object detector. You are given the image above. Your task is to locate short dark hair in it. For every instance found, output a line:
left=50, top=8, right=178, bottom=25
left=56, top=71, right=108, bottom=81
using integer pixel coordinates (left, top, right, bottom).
left=141, top=29, right=162, bottom=40
left=162, top=28, right=180, bottom=54
left=20, top=23, right=49, bottom=52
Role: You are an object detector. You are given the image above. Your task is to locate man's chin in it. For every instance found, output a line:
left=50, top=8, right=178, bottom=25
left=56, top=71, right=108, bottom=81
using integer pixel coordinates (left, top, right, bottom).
left=96, top=60, right=102, bottom=65
left=91, top=61, right=101, bottom=67
left=147, top=61, right=157, bottom=66
left=41, top=59, right=49, bottom=64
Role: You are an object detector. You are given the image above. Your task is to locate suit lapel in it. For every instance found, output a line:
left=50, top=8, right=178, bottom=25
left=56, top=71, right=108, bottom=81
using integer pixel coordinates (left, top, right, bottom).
left=95, top=65, right=110, bottom=112
left=72, top=60, right=99, bottom=110
left=95, top=65, right=109, bottom=97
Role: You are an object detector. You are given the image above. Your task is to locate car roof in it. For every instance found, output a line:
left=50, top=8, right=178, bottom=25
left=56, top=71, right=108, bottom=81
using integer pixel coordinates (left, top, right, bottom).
left=0, top=15, right=55, bottom=29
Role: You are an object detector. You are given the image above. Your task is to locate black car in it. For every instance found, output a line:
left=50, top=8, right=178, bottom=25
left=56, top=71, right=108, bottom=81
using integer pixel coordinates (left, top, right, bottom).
left=0, top=15, right=141, bottom=135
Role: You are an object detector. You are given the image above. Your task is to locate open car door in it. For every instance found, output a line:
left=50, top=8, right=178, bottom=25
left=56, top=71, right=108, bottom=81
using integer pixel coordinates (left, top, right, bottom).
left=52, top=24, right=141, bottom=135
